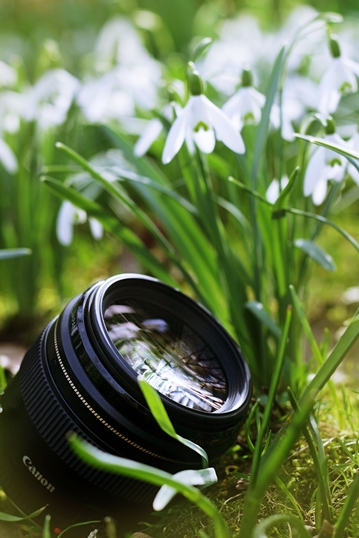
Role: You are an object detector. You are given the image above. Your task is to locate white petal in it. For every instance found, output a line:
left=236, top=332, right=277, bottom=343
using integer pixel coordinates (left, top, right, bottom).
left=193, top=127, right=216, bottom=153
left=185, top=129, right=195, bottom=154
left=343, top=58, right=359, bottom=77
left=0, top=139, right=18, bottom=174
left=335, top=58, right=357, bottom=93
left=134, top=118, right=163, bottom=157
left=324, top=133, right=346, bottom=165
left=89, top=218, right=104, bottom=240
left=162, top=105, right=189, bottom=164
left=326, top=163, right=345, bottom=182
left=57, top=201, right=75, bottom=246
left=281, top=117, right=295, bottom=142
left=312, top=177, right=328, bottom=206
left=222, top=92, right=241, bottom=118
left=204, top=96, right=245, bottom=153
left=248, top=87, right=266, bottom=107
left=318, top=86, right=340, bottom=115
left=304, top=148, right=325, bottom=196
left=153, top=468, right=217, bottom=511
left=266, top=176, right=289, bottom=204
left=270, top=103, right=280, bottom=129
left=266, top=179, right=280, bottom=204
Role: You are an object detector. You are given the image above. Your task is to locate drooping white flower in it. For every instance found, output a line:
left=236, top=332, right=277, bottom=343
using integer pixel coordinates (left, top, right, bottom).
left=162, top=94, right=245, bottom=164
left=57, top=201, right=103, bottom=246
left=24, top=69, right=80, bottom=130
left=304, top=122, right=348, bottom=205
left=162, top=66, right=245, bottom=164
left=222, top=67, right=265, bottom=130
left=134, top=102, right=182, bottom=157
left=318, top=35, right=359, bottom=115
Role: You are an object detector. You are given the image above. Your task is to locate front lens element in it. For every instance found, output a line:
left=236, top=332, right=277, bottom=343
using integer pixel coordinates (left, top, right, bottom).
left=104, top=301, right=227, bottom=412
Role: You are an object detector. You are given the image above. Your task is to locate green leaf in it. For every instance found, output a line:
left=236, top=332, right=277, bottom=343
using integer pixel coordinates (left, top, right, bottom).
left=42, top=515, right=51, bottom=538
left=296, top=133, right=359, bottom=170
left=0, top=248, right=31, bottom=260
left=191, top=37, right=212, bottom=62
left=285, top=207, right=359, bottom=254
left=289, top=285, right=323, bottom=365
left=58, top=520, right=101, bottom=537
left=272, top=166, right=299, bottom=215
left=334, top=471, right=359, bottom=538
left=245, top=301, right=281, bottom=338
left=138, top=377, right=209, bottom=468
left=0, top=506, right=46, bottom=522
left=294, top=239, right=336, bottom=272
left=252, top=46, right=285, bottom=187
left=253, top=514, right=312, bottom=538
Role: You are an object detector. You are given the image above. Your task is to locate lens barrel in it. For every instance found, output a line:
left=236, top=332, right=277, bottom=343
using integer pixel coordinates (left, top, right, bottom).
left=0, top=274, right=251, bottom=528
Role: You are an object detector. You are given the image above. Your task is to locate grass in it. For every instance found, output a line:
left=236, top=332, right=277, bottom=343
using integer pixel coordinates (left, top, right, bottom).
left=134, top=386, right=359, bottom=538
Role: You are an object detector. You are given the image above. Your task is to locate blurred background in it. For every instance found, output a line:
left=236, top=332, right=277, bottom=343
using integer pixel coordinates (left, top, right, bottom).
left=1, top=0, right=359, bottom=350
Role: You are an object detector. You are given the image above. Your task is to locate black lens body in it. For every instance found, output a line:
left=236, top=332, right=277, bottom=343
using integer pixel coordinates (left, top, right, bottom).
left=0, top=274, right=251, bottom=529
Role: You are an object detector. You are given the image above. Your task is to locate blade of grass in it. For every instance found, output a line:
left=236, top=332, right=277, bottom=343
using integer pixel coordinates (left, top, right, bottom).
left=246, top=305, right=292, bottom=489
left=58, top=520, right=101, bottom=537
left=288, top=388, right=332, bottom=523
left=252, top=513, right=312, bottom=538
left=333, top=472, right=359, bottom=538
left=138, top=377, right=209, bottom=469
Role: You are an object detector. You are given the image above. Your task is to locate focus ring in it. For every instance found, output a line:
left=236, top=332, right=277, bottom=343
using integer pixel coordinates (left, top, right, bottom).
left=19, top=327, right=156, bottom=503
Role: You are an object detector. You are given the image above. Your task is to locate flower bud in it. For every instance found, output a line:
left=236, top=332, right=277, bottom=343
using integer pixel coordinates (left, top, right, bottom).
left=187, top=62, right=204, bottom=96
left=241, top=66, right=253, bottom=88
left=325, top=116, right=336, bottom=135
left=329, top=34, right=341, bottom=58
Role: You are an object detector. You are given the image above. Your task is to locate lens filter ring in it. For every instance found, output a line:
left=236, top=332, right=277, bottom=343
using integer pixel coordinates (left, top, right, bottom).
left=89, top=274, right=251, bottom=432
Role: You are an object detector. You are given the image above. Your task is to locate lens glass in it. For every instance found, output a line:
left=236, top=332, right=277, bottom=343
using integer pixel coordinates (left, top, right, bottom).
left=104, top=301, right=227, bottom=412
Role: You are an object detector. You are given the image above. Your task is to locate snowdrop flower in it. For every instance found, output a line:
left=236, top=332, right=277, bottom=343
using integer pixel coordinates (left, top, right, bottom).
left=318, top=35, right=359, bottom=116
left=57, top=201, right=103, bottom=246
left=266, top=176, right=289, bottom=204
left=78, top=70, right=135, bottom=123
left=134, top=101, right=182, bottom=157
left=304, top=118, right=347, bottom=205
left=222, top=66, right=265, bottom=131
left=162, top=64, right=245, bottom=164
left=78, top=62, right=161, bottom=124
left=24, top=69, right=80, bottom=130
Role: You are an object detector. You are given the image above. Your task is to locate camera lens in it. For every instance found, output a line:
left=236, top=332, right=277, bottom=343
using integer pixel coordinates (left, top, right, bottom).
left=0, top=274, right=251, bottom=528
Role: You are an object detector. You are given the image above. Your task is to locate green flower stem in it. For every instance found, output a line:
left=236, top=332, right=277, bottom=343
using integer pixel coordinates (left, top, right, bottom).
left=285, top=207, right=359, bottom=254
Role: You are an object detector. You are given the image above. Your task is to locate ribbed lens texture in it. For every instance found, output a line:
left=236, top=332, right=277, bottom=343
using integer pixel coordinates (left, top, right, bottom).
left=104, top=301, right=228, bottom=412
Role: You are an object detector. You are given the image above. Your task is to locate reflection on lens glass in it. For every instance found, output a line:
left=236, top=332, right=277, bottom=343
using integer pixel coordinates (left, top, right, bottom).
left=104, top=303, right=227, bottom=412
